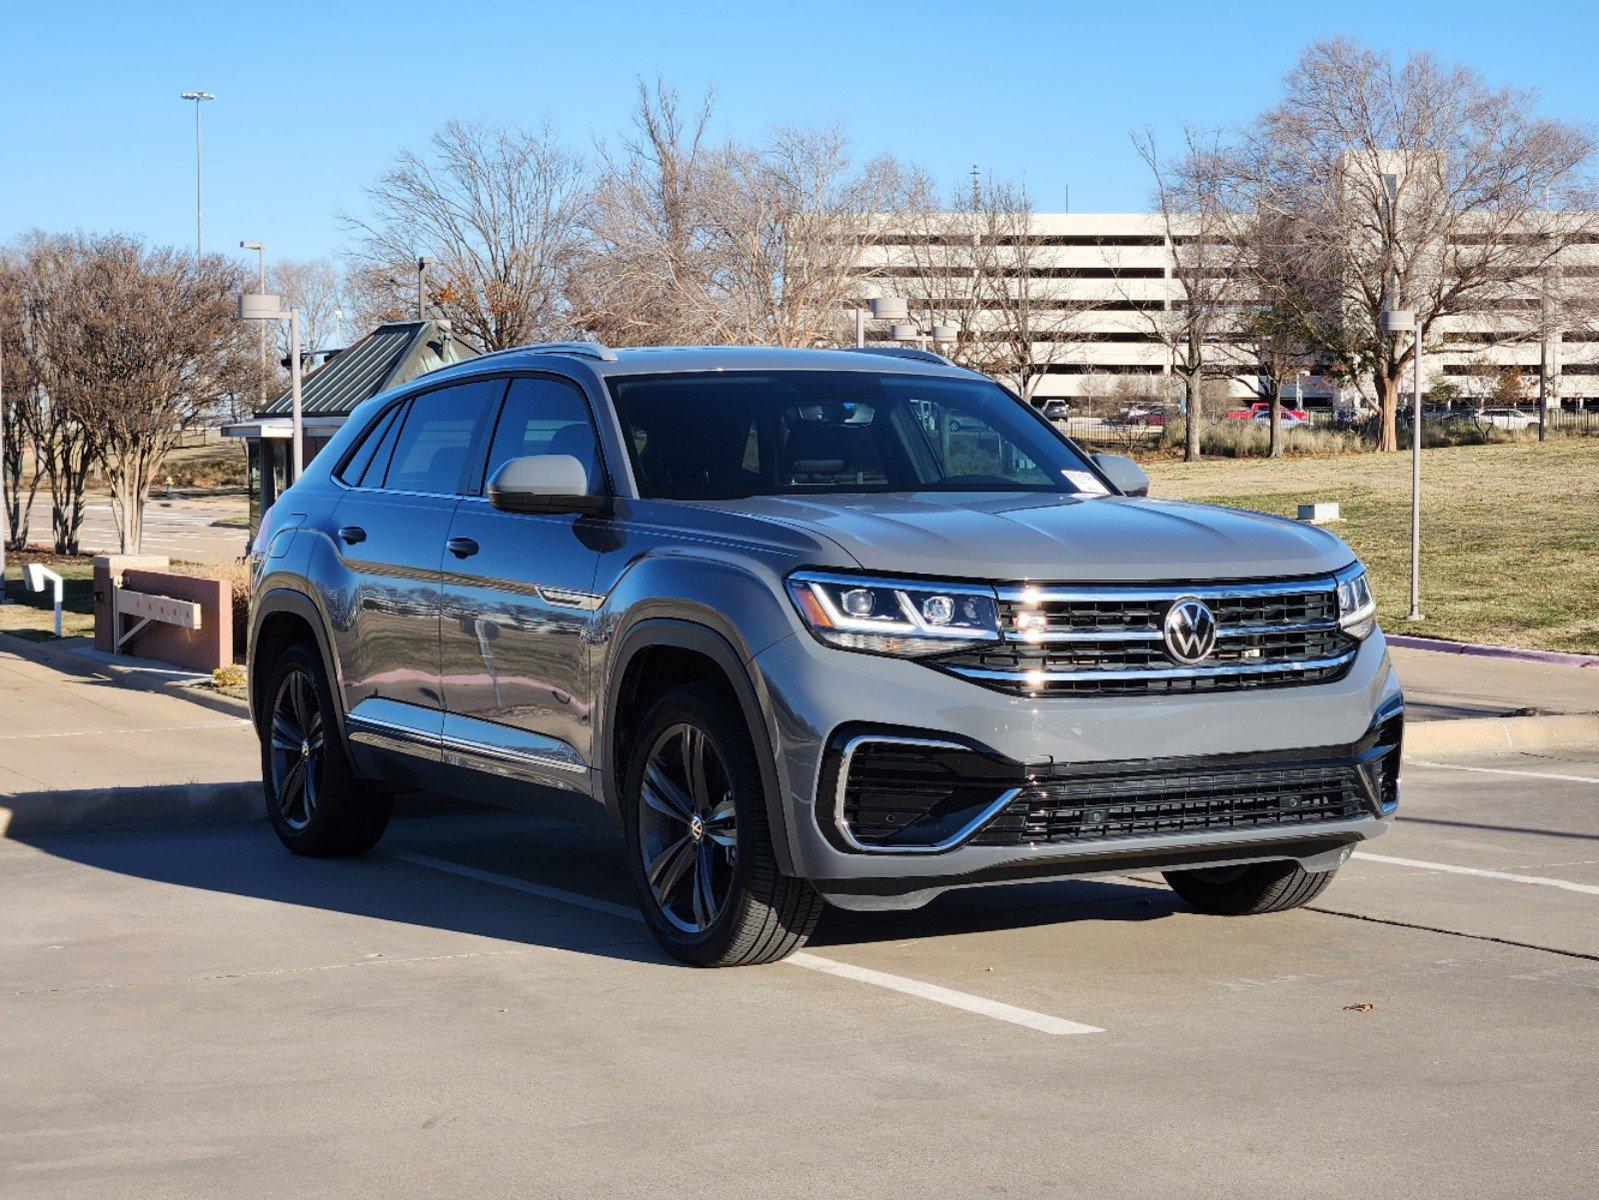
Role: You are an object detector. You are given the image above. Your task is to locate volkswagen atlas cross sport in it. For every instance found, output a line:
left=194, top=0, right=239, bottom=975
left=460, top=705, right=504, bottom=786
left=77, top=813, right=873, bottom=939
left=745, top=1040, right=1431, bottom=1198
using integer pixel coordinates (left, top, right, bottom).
left=247, top=343, right=1403, bottom=966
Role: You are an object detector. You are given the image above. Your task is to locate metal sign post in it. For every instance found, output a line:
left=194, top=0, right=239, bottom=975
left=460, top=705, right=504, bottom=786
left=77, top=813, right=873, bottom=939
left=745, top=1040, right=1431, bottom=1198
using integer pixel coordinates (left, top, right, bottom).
left=1380, top=308, right=1423, bottom=622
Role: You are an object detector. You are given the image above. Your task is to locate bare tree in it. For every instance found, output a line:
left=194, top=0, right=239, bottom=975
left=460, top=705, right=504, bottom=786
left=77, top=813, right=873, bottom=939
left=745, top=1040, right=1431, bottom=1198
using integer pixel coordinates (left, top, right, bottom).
left=339, top=260, right=413, bottom=335
left=1128, top=127, right=1247, bottom=461
left=1225, top=213, right=1320, bottom=456
left=13, top=233, right=101, bottom=553
left=1238, top=37, right=1598, bottom=451
left=346, top=119, right=590, bottom=351
left=269, top=256, right=346, bottom=365
left=701, top=123, right=922, bottom=346
left=0, top=251, right=42, bottom=551
left=34, top=235, right=253, bottom=552
left=895, top=177, right=1081, bottom=401
left=966, top=180, right=1083, bottom=401
left=575, top=78, right=726, bottom=345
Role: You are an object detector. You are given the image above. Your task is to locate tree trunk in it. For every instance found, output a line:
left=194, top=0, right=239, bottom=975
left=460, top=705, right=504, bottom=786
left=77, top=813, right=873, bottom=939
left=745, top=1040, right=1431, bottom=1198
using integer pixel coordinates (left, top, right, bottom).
left=1184, top=373, right=1201, bottom=462
left=1269, top=384, right=1283, bottom=458
left=3, top=433, right=39, bottom=552
left=1377, top=373, right=1399, bottom=452
left=110, top=478, right=135, bottom=555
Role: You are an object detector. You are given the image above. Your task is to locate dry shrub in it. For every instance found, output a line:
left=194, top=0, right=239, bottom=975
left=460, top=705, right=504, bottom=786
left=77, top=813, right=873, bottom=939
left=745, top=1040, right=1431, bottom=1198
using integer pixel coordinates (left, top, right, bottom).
left=1156, top=420, right=1369, bottom=458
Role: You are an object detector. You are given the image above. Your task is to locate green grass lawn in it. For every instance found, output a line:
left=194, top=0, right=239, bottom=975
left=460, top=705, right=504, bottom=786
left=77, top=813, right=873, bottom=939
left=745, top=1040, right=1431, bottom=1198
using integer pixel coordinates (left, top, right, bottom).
left=0, top=556, right=96, bottom=642
left=163, top=440, right=247, bottom=490
left=1147, top=439, right=1599, bottom=654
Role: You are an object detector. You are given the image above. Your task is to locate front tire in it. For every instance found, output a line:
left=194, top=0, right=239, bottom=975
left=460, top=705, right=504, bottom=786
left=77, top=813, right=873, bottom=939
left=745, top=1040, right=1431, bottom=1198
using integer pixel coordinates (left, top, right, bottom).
left=260, top=643, right=392, bottom=857
left=622, top=683, right=823, bottom=966
left=1163, top=860, right=1337, bottom=915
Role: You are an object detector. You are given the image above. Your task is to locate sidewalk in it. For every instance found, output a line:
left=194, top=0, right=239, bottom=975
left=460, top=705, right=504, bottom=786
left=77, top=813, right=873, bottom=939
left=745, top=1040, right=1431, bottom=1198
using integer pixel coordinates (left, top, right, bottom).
left=0, top=638, right=258, bottom=836
left=1390, top=644, right=1599, bottom=721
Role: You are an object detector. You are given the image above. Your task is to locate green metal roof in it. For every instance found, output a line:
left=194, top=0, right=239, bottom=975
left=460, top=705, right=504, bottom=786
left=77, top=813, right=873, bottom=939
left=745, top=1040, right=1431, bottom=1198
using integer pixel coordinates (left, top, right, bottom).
left=259, top=320, right=477, bottom=417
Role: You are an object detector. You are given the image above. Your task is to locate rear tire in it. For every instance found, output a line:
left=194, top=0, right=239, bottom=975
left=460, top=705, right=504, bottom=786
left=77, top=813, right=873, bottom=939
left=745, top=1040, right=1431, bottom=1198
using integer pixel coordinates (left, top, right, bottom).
left=259, top=643, right=392, bottom=857
left=1163, top=860, right=1336, bottom=915
left=622, top=683, right=824, bottom=966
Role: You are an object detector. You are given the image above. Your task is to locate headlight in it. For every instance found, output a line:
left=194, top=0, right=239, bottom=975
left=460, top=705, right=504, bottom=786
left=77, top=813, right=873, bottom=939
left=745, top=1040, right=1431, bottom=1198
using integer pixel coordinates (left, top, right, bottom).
left=786, top=570, right=1000, bottom=657
left=1335, top=563, right=1377, bottom=639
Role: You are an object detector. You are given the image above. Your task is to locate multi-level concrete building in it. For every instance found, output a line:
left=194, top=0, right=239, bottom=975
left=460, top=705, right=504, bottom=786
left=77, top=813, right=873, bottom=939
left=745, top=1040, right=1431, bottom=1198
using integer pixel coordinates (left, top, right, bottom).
left=856, top=212, right=1599, bottom=412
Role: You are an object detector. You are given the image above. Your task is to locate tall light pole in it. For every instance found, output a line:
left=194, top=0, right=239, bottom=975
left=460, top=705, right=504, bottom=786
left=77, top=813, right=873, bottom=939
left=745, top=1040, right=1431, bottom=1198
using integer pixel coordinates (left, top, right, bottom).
left=179, top=91, right=215, bottom=262
left=240, top=241, right=267, bottom=410
left=0, top=330, right=7, bottom=605
left=416, top=256, right=431, bottom=320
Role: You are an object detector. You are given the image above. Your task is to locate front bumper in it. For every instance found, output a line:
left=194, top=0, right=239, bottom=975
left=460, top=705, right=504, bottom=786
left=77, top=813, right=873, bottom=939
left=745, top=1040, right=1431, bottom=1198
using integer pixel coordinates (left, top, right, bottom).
left=751, top=627, right=1403, bottom=907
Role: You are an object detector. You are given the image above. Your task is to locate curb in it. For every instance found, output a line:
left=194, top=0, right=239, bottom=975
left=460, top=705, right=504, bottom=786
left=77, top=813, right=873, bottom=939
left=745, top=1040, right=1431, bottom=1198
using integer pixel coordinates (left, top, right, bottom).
left=0, top=782, right=263, bottom=838
left=1387, top=634, right=1599, bottom=670
left=1404, top=712, right=1599, bottom=759
left=0, top=786, right=483, bottom=838
left=0, top=632, right=250, bottom=721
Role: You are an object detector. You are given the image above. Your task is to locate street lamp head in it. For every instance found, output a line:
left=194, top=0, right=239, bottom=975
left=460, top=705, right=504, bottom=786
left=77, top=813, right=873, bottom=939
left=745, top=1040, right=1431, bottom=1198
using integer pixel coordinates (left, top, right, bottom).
left=869, top=296, right=909, bottom=322
left=237, top=292, right=285, bottom=322
left=180, top=90, right=215, bottom=102
left=417, top=256, right=432, bottom=270
left=240, top=240, right=264, bottom=251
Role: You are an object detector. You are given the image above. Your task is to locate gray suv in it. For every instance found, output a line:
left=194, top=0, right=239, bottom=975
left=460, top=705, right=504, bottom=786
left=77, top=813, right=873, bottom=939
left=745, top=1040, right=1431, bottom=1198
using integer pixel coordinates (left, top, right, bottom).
left=248, top=344, right=1402, bottom=966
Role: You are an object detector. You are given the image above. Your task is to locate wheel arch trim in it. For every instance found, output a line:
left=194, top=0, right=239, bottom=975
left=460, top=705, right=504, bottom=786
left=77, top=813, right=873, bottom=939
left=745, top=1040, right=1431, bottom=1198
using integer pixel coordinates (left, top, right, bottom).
left=249, top=586, right=348, bottom=746
left=600, top=615, right=798, bottom=876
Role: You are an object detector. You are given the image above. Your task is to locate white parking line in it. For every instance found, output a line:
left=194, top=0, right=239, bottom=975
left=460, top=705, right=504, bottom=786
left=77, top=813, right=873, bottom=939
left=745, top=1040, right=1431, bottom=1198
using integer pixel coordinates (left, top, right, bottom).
left=787, top=953, right=1104, bottom=1035
left=0, top=721, right=250, bottom=741
left=391, top=851, right=1103, bottom=1037
left=1409, top=760, right=1599, bottom=786
left=1352, top=852, right=1599, bottom=896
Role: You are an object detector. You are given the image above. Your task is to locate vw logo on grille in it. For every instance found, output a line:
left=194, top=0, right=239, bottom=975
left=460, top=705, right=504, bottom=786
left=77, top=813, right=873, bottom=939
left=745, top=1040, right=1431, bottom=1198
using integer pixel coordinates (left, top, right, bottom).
left=1162, top=597, right=1218, bottom=664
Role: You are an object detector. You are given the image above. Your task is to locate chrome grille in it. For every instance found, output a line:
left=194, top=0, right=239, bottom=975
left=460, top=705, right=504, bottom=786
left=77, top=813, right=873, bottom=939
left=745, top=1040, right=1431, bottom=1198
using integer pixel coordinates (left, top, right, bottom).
left=935, top=578, right=1356, bottom=697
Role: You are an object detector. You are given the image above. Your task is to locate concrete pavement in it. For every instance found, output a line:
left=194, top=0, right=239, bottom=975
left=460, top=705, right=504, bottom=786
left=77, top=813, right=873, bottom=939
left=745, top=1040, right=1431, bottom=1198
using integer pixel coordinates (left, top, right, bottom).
left=3, top=630, right=1598, bottom=1196
left=1391, top=643, right=1599, bottom=721
left=3, top=750, right=1597, bottom=1198
left=75, top=493, right=249, bottom=564
left=0, top=641, right=256, bottom=835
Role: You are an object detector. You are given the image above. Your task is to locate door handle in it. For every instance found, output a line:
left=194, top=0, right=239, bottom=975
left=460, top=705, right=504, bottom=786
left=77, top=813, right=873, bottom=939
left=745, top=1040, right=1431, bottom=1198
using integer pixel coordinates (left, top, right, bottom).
left=446, top=536, right=479, bottom=559
left=337, top=525, right=366, bottom=545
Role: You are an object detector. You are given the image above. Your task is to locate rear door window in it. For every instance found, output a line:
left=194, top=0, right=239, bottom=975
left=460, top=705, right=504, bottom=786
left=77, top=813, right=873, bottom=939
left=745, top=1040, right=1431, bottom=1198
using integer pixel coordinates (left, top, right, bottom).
left=339, top=403, right=402, bottom=487
left=383, top=380, right=502, bottom=495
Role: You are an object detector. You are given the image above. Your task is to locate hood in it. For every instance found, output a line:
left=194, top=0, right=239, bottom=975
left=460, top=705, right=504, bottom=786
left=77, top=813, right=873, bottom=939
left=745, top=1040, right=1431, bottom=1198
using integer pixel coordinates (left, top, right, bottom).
left=702, top=492, right=1355, bottom=583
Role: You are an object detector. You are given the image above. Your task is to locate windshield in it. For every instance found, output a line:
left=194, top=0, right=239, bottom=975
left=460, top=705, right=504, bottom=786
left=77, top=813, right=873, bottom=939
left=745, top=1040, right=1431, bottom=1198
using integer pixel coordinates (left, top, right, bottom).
left=606, top=370, right=1109, bottom=501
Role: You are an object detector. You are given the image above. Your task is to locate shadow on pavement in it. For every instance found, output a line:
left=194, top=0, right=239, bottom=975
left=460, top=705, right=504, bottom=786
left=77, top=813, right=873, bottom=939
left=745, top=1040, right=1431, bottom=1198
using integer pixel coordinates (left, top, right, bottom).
left=11, top=807, right=1178, bottom=965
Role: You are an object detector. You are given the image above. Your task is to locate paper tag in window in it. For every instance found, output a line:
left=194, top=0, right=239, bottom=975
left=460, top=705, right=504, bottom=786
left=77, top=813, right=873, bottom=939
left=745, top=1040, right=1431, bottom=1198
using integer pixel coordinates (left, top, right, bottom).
left=1063, top=470, right=1109, bottom=495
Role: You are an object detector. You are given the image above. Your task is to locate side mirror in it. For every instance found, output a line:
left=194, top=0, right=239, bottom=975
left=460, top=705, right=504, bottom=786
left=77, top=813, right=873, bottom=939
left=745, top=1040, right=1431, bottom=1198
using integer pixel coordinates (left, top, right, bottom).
left=487, top=455, right=607, bottom=515
left=1092, top=453, right=1150, bottom=497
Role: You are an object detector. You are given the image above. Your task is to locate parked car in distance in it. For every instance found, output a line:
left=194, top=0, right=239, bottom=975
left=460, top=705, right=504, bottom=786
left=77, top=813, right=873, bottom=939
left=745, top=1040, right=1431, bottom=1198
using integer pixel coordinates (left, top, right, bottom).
left=1252, top=410, right=1309, bottom=428
left=247, top=343, right=1402, bottom=966
left=1123, top=407, right=1167, bottom=427
left=1226, top=402, right=1310, bottom=422
left=1476, top=406, right=1537, bottom=430
left=1039, top=398, right=1071, bottom=421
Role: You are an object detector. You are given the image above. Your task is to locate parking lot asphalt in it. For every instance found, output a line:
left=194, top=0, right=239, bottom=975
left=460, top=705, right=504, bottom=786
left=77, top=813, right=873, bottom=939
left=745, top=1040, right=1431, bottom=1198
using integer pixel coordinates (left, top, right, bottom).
left=76, top=494, right=249, bottom=564
left=4, top=746, right=1597, bottom=1198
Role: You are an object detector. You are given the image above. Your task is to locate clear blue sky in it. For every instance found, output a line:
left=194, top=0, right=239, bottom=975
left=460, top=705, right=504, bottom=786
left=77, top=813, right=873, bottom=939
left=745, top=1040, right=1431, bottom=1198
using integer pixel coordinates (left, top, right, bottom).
left=5, top=0, right=1597, bottom=264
